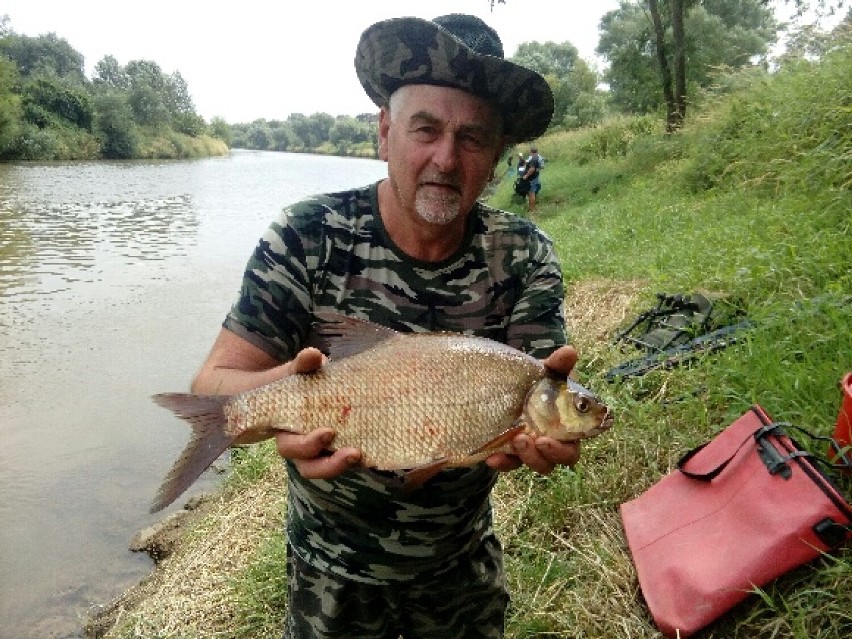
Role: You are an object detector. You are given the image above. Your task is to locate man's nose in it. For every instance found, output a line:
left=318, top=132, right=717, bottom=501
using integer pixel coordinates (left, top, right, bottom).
left=431, top=135, right=459, bottom=173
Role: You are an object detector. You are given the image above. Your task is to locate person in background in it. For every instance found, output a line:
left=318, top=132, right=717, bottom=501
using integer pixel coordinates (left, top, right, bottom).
left=189, top=13, right=578, bottom=639
left=516, top=151, right=526, bottom=177
left=520, top=146, right=543, bottom=213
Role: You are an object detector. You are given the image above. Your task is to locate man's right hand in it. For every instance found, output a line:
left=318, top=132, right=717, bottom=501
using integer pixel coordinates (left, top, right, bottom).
left=274, top=347, right=362, bottom=479
left=192, top=331, right=362, bottom=479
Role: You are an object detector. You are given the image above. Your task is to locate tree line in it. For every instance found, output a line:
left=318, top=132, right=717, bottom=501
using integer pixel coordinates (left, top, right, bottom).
left=2, top=2, right=846, bottom=161
left=0, top=16, right=225, bottom=160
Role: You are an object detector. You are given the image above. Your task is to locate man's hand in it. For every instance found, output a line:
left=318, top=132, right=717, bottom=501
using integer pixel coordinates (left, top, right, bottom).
left=485, top=345, right=582, bottom=475
left=274, top=348, right=362, bottom=479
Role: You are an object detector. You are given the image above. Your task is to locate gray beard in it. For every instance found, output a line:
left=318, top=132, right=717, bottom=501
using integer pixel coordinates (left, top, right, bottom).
left=414, top=188, right=461, bottom=225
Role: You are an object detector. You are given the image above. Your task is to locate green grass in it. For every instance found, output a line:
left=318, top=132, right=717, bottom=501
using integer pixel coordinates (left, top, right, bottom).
left=485, top=39, right=851, bottom=638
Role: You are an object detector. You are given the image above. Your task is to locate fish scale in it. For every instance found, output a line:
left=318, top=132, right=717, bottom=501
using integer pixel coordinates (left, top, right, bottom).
left=150, top=313, right=613, bottom=512
left=228, top=336, right=540, bottom=468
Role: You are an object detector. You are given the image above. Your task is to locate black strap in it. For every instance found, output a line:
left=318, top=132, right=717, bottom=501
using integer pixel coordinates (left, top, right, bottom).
left=677, top=430, right=753, bottom=481
left=677, top=419, right=849, bottom=482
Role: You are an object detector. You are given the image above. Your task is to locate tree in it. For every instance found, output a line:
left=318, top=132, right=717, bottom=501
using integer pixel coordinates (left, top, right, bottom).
left=92, top=55, right=129, bottom=91
left=559, top=58, right=608, bottom=128
left=0, top=55, right=22, bottom=157
left=0, top=32, right=85, bottom=81
left=21, top=73, right=93, bottom=129
left=598, top=0, right=777, bottom=130
left=119, top=60, right=176, bottom=128
left=93, top=92, right=139, bottom=159
left=286, top=113, right=314, bottom=147
left=209, top=117, right=233, bottom=145
left=510, top=40, right=607, bottom=129
left=246, top=121, right=272, bottom=150
left=512, top=40, right=581, bottom=78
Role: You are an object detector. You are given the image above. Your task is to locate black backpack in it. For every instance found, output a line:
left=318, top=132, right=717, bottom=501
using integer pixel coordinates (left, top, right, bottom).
left=606, top=292, right=751, bottom=380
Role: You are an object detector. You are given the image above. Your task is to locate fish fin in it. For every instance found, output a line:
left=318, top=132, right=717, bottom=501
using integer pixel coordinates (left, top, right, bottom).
left=308, top=312, right=400, bottom=360
left=402, top=459, right=450, bottom=492
left=468, top=424, right=527, bottom=457
left=149, top=393, right=235, bottom=513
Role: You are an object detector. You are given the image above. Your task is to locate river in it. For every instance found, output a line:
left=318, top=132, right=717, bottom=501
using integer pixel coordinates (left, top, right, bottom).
left=0, top=150, right=388, bottom=638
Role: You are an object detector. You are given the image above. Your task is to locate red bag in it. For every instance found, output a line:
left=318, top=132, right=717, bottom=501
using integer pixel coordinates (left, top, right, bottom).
left=620, top=405, right=852, bottom=638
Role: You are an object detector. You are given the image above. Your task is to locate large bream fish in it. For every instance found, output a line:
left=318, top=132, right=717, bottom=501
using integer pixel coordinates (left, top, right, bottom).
left=151, top=313, right=613, bottom=512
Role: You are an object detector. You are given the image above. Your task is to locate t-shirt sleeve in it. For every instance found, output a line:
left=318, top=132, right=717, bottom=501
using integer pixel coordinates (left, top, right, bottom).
left=505, top=228, right=566, bottom=358
left=223, top=199, right=326, bottom=361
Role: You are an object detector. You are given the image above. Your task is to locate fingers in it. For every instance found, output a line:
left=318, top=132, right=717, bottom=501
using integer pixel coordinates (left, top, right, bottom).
left=486, top=435, right=581, bottom=476
left=543, top=345, right=578, bottom=379
left=289, top=347, right=326, bottom=375
left=275, top=428, right=361, bottom=480
left=292, top=450, right=361, bottom=479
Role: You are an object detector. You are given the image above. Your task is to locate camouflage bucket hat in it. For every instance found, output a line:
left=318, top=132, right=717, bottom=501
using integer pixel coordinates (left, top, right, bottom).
left=355, top=13, right=554, bottom=142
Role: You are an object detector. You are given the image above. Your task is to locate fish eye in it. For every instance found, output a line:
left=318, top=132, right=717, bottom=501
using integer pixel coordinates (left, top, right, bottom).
left=574, top=395, right=591, bottom=413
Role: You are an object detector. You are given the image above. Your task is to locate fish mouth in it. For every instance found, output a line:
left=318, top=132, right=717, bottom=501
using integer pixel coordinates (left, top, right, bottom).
left=598, top=410, right=615, bottom=433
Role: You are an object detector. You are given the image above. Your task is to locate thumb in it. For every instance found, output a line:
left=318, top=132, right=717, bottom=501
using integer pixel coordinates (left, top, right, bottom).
left=291, top=347, right=326, bottom=375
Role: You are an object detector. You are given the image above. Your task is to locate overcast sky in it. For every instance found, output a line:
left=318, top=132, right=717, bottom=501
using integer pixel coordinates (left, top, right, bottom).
left=1, top=0, right=622, bottom=123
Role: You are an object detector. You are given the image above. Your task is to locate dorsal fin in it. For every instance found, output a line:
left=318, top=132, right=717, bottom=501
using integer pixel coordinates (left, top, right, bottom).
left=309, top=312, right=401, bottom=360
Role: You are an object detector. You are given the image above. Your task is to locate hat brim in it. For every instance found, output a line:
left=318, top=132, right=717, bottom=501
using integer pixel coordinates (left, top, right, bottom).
left=355, top=17, right=553, bottom=142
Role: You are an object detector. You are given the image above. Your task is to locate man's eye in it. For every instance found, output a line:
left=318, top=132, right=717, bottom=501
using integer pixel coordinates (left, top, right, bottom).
left=412, top=126, right=439, bottom=140
left=459, top=135, right=487, bottom=151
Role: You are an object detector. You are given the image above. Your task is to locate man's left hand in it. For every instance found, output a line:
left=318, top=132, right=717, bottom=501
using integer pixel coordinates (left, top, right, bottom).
left=485, top=345, right=581, bottom=475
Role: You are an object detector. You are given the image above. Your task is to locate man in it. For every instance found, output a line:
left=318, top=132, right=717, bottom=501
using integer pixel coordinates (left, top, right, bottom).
left=521, top=146, right=543, bottom=212
left=191, top=13, right=579, bottom=639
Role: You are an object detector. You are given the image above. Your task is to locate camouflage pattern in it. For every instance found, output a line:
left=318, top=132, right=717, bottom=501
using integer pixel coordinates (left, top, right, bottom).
left=223, top=181, right=565, bottom=633
left=285, top=536, right=508, bottom=639
left=354, top=14, right=553, bottom=143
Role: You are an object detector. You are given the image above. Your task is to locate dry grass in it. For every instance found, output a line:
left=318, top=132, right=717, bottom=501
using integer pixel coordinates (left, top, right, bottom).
left=93, top=464, right=287, bottom=638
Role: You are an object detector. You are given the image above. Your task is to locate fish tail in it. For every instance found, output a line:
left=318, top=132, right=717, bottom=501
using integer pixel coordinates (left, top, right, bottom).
left=150, top=393, right=235, bottom=513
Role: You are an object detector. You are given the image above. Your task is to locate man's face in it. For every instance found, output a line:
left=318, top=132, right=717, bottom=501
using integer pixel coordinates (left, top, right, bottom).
left=378, top=84, right=504, bottom=227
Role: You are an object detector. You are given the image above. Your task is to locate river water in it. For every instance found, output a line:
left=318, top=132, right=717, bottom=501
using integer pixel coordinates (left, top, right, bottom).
left=0, top=150, right=387, bottom=638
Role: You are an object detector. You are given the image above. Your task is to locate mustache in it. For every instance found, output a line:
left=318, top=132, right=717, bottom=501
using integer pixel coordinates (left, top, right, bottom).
left=418, top=173, right=462, bottom=191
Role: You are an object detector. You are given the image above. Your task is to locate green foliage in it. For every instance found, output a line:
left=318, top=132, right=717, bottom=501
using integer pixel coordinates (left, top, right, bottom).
left=598, top=0, right=777, bottom=114
left=92, top=55, right=129, bottom=90
left=21, top=74, right=93, bottom=129
left=0, top=32, right=85, bottom=80
left=568, top=114, right=663, bottom=163
left=228, top=113, right=378, bottom=157
left=0, top=55, right=22, bottom=157
left=683, top=43, right=852, bottom=203
left=512, top=40, right=580, bottom=78
left=511, top=41, right=609, bottom=131
left=0, top=18, right=220, bottom=160
left=93, top=92, right=140, bottom=159
left=9, top=120, right=100, bottom=160
left=209, top=116, right=233, bottom=145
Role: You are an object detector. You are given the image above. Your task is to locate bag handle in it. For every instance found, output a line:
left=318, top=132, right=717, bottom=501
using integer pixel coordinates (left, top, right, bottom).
left=677, top=420, right=851, bottom=482
left=771, top=421, right=852, bottom=469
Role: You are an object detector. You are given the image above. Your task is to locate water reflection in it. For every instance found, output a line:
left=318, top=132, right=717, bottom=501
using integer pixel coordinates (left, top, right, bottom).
left=0, top=190, right=199, bottom=299
left=0, top=151, right=388, bottom=639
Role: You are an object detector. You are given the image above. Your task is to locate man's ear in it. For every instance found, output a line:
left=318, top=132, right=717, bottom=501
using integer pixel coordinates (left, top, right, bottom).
left=378, top=106, right=391, bottom=161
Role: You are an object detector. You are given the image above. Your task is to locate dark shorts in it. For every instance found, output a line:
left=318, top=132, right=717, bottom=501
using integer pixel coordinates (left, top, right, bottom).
left=284, top=535, right=510, bottom=639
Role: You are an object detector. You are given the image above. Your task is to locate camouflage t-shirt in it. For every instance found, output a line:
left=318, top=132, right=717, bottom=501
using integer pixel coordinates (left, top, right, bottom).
left=224, top=181, right=566, bottom=584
